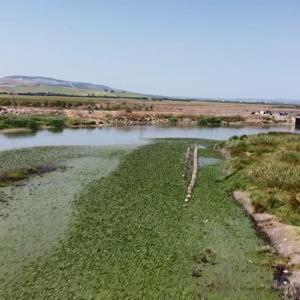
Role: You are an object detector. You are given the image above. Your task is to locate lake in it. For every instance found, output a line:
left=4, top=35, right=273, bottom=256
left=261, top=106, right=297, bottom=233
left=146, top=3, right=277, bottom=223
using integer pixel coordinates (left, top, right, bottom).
left=0, top=125, right=298, bottom=151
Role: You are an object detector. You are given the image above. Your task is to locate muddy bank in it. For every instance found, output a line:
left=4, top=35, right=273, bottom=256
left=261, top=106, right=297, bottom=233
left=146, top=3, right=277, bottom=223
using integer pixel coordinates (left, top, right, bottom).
left=234, top=191, right=300, bottom=299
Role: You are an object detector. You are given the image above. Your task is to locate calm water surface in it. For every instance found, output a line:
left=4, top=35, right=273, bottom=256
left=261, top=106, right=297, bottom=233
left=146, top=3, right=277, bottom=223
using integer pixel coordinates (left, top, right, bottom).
left=0, top=125, right=298, bottom=151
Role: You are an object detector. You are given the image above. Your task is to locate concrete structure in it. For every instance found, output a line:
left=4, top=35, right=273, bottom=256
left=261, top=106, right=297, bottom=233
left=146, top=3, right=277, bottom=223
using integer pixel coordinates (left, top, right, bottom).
left=296, top=117, right=300, bottom=129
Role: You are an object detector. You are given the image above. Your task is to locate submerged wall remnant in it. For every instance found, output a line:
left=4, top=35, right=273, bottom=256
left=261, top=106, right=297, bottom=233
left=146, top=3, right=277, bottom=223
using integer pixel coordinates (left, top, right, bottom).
left=184, top=144, right=198, bottom=202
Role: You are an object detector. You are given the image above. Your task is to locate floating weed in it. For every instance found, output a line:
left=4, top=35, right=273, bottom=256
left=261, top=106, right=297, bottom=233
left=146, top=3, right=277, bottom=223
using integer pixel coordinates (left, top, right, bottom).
left=0, top=145, right=128, bottom=285
left=0, top=139, right=278, bottom=299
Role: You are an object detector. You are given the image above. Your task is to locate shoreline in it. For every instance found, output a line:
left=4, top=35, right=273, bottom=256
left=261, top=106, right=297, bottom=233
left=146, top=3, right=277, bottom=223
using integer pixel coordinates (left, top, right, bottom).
left=0, top=122, right=296, bottom=134
left=233, top=191, right=300, bottom=298
left=218, top=133, right=300, bottom=299
left=1, top=99, right=299, bottom=130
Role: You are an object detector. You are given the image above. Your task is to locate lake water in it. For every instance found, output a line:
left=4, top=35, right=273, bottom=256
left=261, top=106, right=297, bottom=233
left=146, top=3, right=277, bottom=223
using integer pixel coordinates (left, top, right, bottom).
left=0, top=125, right=299, bottom=151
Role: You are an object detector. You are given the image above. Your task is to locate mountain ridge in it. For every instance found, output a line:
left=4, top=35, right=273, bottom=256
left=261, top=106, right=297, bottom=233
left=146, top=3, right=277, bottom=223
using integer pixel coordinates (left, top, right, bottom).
left=0, top=75, right=148, bottom=97
left=0, top=75, right=115, bottom=91
left=0, top=75, right=299, bottom=104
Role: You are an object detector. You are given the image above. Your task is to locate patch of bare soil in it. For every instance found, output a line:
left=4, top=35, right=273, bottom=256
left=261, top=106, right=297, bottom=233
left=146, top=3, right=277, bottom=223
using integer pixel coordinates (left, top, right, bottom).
left=234, top=191, right=300, bottom=299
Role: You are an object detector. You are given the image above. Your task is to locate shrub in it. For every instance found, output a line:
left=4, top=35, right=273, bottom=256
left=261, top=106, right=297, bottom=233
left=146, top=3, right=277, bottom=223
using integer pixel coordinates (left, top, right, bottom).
left=164, top=115, right=178, bottom=125
left=26, top=120, right=39, bottom=130
left=47, top=118, right=65, bottom=128
left=83, top=121, right=96, bottom=126
left=125, top=106, right=132, bottom=113
left=221, top=115, right=245, bottom=123
left=197, top=116, right=221, bottom=126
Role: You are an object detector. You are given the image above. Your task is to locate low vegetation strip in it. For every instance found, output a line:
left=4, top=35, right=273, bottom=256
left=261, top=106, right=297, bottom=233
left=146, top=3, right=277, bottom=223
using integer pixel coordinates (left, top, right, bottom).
left=0, top=115, right=66, bottom=130
left=219, top=132, right=300, bottom=298
left=1, top=139, right=278, bottom=299
left=0, top=164, right=59, bottom=186
left=220, top=132, right=300, bottom=225
left=0, top=145, right=126, bottom=173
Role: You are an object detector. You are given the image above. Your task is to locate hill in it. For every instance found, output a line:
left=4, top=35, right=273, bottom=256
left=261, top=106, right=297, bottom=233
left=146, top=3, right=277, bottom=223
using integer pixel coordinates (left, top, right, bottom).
left=0, top=75, right=144, bottom=97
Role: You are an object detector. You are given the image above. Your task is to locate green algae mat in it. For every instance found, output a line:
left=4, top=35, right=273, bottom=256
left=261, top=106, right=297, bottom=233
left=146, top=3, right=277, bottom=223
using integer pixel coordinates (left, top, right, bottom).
left=0, top=140, right=279, bottom=299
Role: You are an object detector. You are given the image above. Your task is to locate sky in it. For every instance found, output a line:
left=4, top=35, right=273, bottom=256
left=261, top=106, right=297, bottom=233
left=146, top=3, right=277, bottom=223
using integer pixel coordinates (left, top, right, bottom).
left=1, top=0, right=300, bottom=100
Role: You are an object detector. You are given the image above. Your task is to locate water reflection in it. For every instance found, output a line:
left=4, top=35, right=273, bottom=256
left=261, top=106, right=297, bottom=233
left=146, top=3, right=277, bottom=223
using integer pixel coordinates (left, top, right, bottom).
left=3, top=130, right=38, bottom=138
left=47, top=128, right=64, bottom=134
left=198, top=157, right=221, bottom=167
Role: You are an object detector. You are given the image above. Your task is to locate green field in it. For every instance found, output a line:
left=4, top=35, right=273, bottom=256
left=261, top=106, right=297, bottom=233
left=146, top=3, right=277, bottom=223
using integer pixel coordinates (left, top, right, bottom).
left=0, top=140, right=279, bottom=299
left=0, top=93, right=150, bottom=107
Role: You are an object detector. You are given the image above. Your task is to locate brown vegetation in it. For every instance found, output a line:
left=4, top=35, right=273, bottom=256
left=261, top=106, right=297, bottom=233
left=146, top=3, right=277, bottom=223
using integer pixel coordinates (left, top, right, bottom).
left=1, top=94, right=299, bottom=127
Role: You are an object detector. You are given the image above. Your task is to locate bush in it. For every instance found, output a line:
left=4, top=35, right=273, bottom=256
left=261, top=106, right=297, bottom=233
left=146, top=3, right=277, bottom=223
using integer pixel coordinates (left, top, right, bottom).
left=165, top=115, right=178, bottom=125
left=221, top=115, right=245, bottom=123
left=125, top=106, right=132, bottom=113
left=26, top=120, right=39, bottom=130
left=47, top=118, right=65, bottom=128
left=83, top=121, right=96, bottom=126
left=197, top=116, right=222, bottom=126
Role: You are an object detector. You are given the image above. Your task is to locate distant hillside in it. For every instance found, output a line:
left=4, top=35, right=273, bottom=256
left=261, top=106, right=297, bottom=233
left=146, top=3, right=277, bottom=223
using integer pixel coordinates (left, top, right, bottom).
left=0, top=75, right=145, bottom=97
left=0, top=75, right=299, bottom=104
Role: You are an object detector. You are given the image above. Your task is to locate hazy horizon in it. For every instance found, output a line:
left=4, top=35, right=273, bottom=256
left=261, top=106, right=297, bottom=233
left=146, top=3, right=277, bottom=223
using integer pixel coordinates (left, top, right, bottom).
left=1, top=1, right=300, bottom=100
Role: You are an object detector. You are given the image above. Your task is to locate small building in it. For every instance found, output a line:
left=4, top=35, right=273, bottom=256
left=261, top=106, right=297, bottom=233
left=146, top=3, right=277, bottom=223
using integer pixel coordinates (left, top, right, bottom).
left=296, top=117, right=300, bottom=129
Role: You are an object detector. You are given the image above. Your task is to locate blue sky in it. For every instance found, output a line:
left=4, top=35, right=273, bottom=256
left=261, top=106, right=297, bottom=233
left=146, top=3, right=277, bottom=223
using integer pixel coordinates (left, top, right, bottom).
left=1, top=0, right=300, bottom=99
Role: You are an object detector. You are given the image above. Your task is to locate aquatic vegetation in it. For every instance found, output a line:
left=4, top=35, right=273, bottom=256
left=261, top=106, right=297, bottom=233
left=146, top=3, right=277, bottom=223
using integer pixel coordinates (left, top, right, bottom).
left=0, top=170, right=27, bottom=185
left=197, top=116, right=222, bottom=126
left=0, top=115, right=66, bottom=130
left=197, top=115, right=246, bottom=126
left=0, top=164, right=58, bottom=186
left=0, top=145, right=127, bottom=173
left=0, top=145, right=129, bottom=286
left=46, top=117, right=65, bottom=128
left=164, top=114, right=179, bottom=124
left=0, top=139, right=278, bottom=299
left=222, top=132, right=300, bottom=225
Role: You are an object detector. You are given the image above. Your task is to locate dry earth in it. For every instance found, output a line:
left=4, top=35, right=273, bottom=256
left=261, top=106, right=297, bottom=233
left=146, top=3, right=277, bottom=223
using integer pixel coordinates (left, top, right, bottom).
left=1, top=100, right=299, bottom=126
